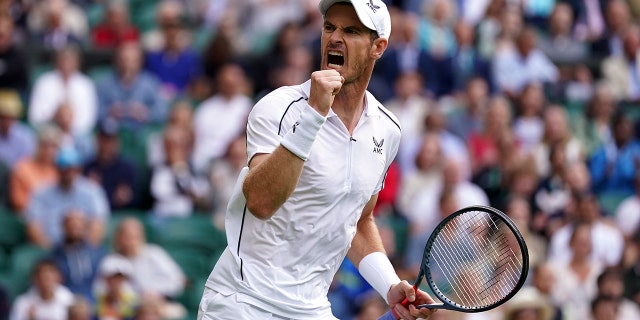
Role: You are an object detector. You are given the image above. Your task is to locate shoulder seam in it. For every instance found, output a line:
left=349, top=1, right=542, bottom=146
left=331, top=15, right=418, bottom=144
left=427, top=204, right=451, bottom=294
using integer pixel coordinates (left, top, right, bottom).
left=278, top=97, right=307, bottom=135
left=377, top=106, right=401, bottom=132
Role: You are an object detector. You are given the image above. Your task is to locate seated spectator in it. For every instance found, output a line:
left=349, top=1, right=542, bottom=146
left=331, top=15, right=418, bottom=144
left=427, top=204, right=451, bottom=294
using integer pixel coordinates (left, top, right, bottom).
left=615, top=172, right=640, bottom=238
left=29, top=46, right=98, bottom=136
left=91, top=0, right=139, bottom=49
left=549, top=222, right=604, bottom=320
left=503, top=287, right=554, bottom=320
left=575, top=82, right=616, bottom=156
left=107, top=218, right=185, bottom=317
left=0, top=14, right=28, bottom=93
left=538, top=3, right=588, bottom=65
left=384, top=71, right=432, bottom=176
left=590, top=0, right=632, bottom=59
left=0, top=89, right=35, bottom=169
left=209, top=133, right=247, bottom=229
left=533, top=143, right=571, bottom=228
left=144, top=12, right=202, bottom=100
left=67, top=296, right=93, bottom=320
left=447, top=77, right=489, bottom=142
left=28, top=0, right=86, bottom=50
left=531, top=262, right=564, bottom=320
left=193, top=63, right=251, bottom=173
left=10, top=125, right=61, bottom=213
left=601, top=24, right=640, bottom=102
left=533, top=106, right=584, bottom=178
left=52, top=102, right=95, bottom=162
left=97, top=41, right=168, bottom=130
left=424, top=109, right=471, bottom=180
left=141, top=0, right=187, bottom=52
left=25, top=147, right=110, bottom=248
left=596, top=267, right=640, bottom=319
left=505, top=196, right=547, bottom=269
left=589, top=112, right=640, bottom=197
left=549, top=192, right=624, bottom=267
left=150, top=125, right=209, bottom=218
left=512, top=82, right=546, bottom=154
left=590, top=295, right=620, bottom=320
left=94, top=255, right=139, bottom=320
left=493, top=27, right=559, bottom=97
left=10, top=259, right=74, bottom=320
left=83, top=119, right=137, bottom=210
left=146, top=100, right=194, bottom=168
left=51, top=210, right=106, bottom=303
left=417, top=0, right=457, bottom=59
left=468, top=95, right=512, bottom=175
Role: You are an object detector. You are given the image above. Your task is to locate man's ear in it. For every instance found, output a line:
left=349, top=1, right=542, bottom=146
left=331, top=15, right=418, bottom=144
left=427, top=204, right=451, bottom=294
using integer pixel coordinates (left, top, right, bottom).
left=371, top=38, right=388, bottom=60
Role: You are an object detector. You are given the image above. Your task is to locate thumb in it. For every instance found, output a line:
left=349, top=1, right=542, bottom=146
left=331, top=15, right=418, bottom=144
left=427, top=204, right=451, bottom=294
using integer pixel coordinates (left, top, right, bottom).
left=403, top=281, right=416, bottom=302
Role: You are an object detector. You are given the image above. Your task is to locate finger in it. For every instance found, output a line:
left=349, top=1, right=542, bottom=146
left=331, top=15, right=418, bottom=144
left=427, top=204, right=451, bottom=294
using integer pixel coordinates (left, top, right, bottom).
left=394, top=304, right=415, bottom=320
left=403, top=283, right=416, bottom=303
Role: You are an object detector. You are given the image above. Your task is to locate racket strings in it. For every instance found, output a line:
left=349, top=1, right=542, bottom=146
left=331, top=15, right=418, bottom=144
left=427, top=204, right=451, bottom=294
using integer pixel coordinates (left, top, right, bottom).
left=427, top=211, right=525, bottom=309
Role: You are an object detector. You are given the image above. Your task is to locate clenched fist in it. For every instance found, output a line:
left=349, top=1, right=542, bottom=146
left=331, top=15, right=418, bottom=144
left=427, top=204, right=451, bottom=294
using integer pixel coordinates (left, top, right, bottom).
left=308, top=70, right=344, bottom=116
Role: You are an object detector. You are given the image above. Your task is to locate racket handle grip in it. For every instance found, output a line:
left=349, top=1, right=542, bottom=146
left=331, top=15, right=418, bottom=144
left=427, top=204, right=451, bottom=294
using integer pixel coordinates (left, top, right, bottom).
left=389, top=284, right=417, bottom=319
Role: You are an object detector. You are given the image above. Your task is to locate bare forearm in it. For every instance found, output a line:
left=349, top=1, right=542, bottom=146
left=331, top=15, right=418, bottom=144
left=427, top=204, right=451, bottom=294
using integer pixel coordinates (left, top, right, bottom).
left=347, top=195, right=385, bottom=266
left=242, top=146, right=305, bottom=219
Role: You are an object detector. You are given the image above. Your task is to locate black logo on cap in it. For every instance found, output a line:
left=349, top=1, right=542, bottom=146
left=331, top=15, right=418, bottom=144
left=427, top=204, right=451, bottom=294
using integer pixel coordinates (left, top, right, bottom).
left=367, top=0, right=380, bottom=13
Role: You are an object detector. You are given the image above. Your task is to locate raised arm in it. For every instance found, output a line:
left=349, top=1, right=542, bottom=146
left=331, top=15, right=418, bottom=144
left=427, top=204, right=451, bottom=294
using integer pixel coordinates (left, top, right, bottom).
left=243, top=70, right=343, bottom=220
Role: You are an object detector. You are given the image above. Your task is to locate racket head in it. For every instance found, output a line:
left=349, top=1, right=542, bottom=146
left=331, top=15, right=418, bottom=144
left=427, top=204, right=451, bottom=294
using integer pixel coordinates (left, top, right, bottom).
left=419, top=205, right=529, bottom=312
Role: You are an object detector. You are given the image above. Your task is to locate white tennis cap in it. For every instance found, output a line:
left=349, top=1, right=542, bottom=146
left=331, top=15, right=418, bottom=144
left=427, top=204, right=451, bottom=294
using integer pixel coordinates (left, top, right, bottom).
left=318, top=0, right=391, bottom=40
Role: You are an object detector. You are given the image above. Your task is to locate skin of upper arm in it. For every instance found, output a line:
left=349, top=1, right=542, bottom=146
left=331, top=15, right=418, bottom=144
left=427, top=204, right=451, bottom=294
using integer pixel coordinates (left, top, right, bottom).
left=347, top=194, right=385, bottom=267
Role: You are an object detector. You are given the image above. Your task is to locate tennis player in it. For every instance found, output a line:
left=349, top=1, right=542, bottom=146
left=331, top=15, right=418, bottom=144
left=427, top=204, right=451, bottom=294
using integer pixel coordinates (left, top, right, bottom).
left=198, top=1, right=436, bottom=319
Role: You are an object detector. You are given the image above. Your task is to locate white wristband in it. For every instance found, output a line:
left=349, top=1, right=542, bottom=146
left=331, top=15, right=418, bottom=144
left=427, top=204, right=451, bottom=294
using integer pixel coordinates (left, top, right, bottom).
left=280, top=105, right=326, bottom=161
left=359, top=252, right=401, bottom=305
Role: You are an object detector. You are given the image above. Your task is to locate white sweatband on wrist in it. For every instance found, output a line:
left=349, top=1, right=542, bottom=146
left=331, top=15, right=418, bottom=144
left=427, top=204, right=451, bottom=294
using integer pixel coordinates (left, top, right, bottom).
left=280, top=105, right=326, bottom=161
left=359, top=252, right=401, bottom=304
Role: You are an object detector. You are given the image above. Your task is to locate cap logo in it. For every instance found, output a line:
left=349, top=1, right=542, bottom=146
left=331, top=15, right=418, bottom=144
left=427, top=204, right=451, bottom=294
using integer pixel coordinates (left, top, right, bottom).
left=367, top=0, right=380, bottom=13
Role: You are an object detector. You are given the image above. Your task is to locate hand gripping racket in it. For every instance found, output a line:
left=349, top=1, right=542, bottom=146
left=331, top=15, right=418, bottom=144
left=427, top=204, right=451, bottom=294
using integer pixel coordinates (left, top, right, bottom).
left=390, top=205, right=529, bottom=318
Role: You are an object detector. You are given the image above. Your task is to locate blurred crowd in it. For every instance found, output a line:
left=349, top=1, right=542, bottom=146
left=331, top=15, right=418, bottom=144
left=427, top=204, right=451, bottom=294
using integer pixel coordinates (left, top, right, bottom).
left=0, top=0, right=637, bottom=320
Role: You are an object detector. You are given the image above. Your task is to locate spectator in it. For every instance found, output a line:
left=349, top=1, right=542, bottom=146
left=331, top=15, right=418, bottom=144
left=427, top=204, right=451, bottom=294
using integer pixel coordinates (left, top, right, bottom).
left=94, top=255, right=139, bottom=320
left=532, top=143, right=571, bottom=228
left=30, top=1, right=85, bottom=50
left=25, top=147, right=110, bottom=248
left=51, top=210, right=106, bottom=303
left=532, top=262, right=564, bottom=320
left=107, top=217, right=186, bottom=319
left=575, top=82, right=617, bottom=156
left=27, top=0, right=88, bottom=45
left=596, top=267, right=640, bottom=319
left=549, top=192, right=624, bottom=267
left=10, top=125, right=61, bottom=213
left=505, top=196, right=547, bottom=270
left=83, top=119, right=137, bottom=211
left=468, top=95, right=512, bottom=175
left=9, top=259, right=74, bottom=320
left=0, top=13, right=28, bottom=93
left=91, top=0, right=139, bottom=49
left=591, top=0, right=632, bottom=58
left=430, top=21, right=493, bottom=96
left=146, top=100, right=194, bottom=168
left=29, top=46, right=98, bottom=136
left=417, top=0, right=457, bottom=59
left=624, top=233, right=640, bottom=305
left=0, top=89, right=35, bottom=169
left=538, top=3, right=588, bottom=65
left=140, top=0, right=187, bottom=52
left=493, top=27, right=559, bottom=97
left=512, top=82, right=546, bottom=154
left=424, top=109, right=471, bottom=180
left=51, top=102, right=95, bottom=163
left=447, top=77, right=489, bottom=142
left=209, top=133, right=247, bottom=229
left=97, top=41, right=168, bottom=130
left=384, top=71, right=432, bottom=176
left=67, top=296, right=93, bottom=320
left=144, top=13, right=202, bottom=100
left=503, top=287, right=554, bottom=320
left=601, top=24, right=640, bottom=102
left=615, top=172, right=640, bottom=238
left=549, top=221, right=604, bottom=320
left=589, top=112, right=640, bottom=197
left=590, top=295, right=620, bottom=320
left=532, top=105, right=584, bottom=178
left=192, top=63, right=251, bottom=173
left=568, top=0, right=606, bottom=42
left=150, top=125, right=209, bottom=218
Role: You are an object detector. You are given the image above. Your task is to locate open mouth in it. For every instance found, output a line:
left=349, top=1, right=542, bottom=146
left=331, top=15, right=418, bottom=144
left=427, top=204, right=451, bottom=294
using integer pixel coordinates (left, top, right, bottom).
left=327, top=51, right=344, bottom=69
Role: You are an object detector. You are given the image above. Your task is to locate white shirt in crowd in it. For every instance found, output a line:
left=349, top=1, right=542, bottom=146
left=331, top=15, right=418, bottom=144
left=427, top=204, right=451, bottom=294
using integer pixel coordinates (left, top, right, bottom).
left=10, top=285, right=74, bottom=320
left=548, top=221, right=625, bottom=267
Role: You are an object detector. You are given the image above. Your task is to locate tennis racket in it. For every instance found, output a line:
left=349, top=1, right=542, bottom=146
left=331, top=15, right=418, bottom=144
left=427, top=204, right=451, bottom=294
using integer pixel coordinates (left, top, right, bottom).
left=390, top=205, right=529, bottom=318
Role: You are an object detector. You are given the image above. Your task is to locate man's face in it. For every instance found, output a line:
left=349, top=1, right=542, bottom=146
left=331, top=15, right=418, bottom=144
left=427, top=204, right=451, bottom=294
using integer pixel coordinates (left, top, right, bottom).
left=320, top=4, right=381, bottom=84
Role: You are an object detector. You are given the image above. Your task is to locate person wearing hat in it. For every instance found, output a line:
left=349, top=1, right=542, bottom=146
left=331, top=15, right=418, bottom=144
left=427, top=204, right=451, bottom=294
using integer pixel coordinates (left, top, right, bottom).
left=0, top=89, right=36, bottom=169
left=503, top=287, right=554, bottom=320
left=83, top=118, right=137, bottom=210
left=95, top=255, right=140, bottom=320
left=199, top=1, right=435, bottom=319
left=25, top=147, right=110, bottom=248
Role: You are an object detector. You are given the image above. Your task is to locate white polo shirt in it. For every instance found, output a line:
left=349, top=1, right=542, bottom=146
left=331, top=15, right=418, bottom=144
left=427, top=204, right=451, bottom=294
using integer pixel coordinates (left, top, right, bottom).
left=205, top=80, right=401, bottom=318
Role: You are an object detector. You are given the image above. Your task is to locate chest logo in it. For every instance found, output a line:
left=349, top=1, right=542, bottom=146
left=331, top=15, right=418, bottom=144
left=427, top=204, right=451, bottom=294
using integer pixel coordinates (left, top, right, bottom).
left=373, top=136, right=384, bottom=154
left=292, top=121, right=300, bottom=133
